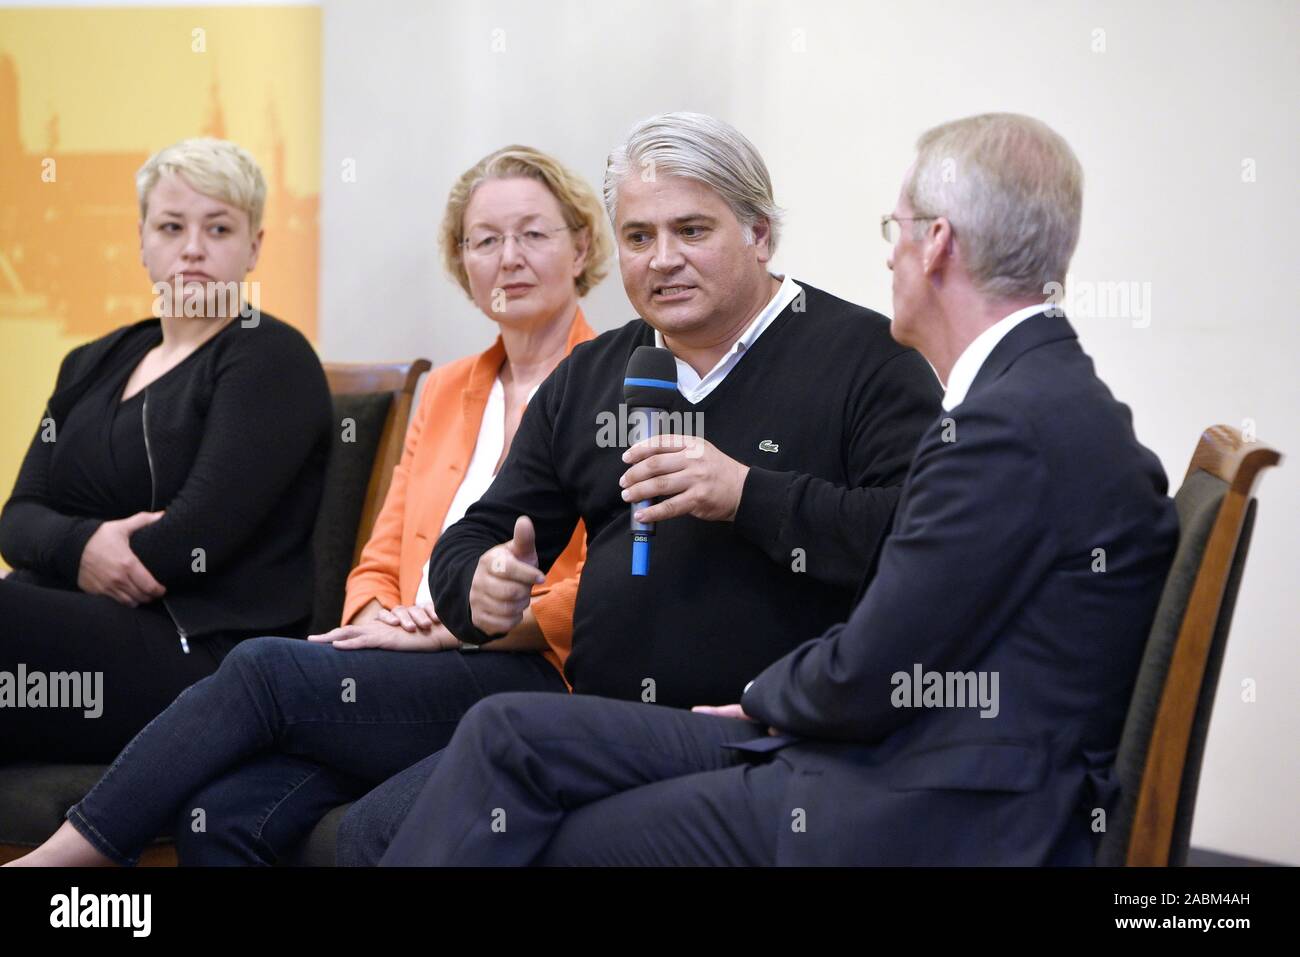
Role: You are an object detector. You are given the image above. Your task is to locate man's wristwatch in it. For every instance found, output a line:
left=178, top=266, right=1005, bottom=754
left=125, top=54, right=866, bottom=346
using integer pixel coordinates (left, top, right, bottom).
left=458, top=639, right=481, bottom=652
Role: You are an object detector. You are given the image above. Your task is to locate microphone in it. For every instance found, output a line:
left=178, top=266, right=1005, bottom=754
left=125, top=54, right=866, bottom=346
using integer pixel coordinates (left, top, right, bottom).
left=622, top=345, right=678, bottom=576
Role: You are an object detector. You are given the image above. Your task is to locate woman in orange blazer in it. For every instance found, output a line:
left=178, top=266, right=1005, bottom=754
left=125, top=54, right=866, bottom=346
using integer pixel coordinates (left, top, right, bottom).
left=338, top=313, right=591, bottom=681
left=12, top=146, right=611, bottom=868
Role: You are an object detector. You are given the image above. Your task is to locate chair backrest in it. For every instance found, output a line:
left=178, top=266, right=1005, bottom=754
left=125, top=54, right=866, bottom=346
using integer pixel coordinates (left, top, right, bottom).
left=310, top=359, right=431, bottom=634
left=1099, top=425, right=1282, bottom=866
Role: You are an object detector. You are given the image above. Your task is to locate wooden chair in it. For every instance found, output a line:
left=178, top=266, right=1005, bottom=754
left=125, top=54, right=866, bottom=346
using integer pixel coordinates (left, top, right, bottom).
left=1099, top=425, right=1282, bottom=866
left=0, top=357, right=430, bottom=866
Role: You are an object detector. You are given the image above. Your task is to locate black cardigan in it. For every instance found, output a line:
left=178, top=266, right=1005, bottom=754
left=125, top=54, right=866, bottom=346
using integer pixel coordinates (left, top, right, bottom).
left=0, top=313, right=333, bottom=640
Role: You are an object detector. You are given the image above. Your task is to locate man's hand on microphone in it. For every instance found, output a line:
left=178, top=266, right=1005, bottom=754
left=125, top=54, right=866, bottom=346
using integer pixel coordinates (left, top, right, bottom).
left=620, top=434, right=750, bottom=523
left=468, top=516, right=545, bottom=637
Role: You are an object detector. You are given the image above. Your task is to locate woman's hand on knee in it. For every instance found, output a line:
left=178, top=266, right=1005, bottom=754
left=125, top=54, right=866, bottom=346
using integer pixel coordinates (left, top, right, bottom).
left=306, top=615, right=459, bottom=652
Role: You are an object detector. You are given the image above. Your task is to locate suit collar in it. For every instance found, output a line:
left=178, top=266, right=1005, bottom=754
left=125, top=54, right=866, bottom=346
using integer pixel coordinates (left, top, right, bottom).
left=966, top=311, right=1078, bottom=400
left=942, top=304, right=1048, bottom=411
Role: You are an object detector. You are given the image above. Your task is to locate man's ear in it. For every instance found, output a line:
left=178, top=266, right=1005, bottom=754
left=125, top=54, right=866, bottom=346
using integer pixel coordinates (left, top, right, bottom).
left=751, top=217, right=774, bottom=263
left=138, top=220, right=145, bottom=267
left=922, top=218, right=954, bottom=277
left=246, top=227, right=265, bottom=272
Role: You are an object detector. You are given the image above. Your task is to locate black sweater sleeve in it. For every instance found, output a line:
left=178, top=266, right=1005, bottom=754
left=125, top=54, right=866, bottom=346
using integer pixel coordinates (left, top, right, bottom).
left=731, top=348, right=941, bottom=589
left=0, top=345, right=105, bottom=585
left=127, top=329, right=331, bottom=587
left=429, top=359, right=583, bottom=646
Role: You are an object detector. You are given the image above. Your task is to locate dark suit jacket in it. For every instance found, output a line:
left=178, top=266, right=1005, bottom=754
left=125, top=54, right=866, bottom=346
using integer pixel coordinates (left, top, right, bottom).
left=739, top=313, right=1179, bottom=865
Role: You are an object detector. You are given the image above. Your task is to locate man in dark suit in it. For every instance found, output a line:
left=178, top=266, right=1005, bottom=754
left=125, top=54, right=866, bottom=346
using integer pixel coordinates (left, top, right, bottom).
left=380, top=113, right=1179, bottom=866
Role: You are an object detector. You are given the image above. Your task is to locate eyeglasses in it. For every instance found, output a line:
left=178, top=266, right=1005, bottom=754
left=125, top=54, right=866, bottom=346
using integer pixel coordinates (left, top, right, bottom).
left=880, top=214, right=937, bottom=244
left=460, top=225, right=576, bottom=258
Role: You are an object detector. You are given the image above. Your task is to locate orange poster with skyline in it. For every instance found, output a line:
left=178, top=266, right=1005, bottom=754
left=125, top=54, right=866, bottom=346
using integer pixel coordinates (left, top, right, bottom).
left=0, top=5, right=321, bottom=552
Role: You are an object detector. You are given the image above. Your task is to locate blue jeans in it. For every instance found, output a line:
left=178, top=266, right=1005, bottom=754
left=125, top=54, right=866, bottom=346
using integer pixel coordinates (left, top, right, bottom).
left=66, top=636, right=567, bottom=865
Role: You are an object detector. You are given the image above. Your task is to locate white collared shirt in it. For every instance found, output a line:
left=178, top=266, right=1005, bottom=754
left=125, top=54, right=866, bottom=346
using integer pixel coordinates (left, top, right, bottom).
left=653, top=273, right=802, bottom=404
left=941, top=304, right=1050, bottom=411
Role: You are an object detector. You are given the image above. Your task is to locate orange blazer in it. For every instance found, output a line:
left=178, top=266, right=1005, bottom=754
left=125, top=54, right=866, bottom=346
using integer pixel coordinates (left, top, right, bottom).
left=342, top=310, right=594, bottom=681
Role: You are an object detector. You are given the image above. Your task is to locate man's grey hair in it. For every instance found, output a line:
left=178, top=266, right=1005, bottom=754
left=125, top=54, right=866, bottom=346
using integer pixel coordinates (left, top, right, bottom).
left=604, top=112, right=784, bottom=254
left=907, top=113, right=1083, bottom=301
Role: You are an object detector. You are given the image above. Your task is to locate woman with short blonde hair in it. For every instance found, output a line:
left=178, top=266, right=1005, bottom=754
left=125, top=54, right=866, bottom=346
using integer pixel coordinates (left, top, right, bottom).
left=0, top=137, right=332, bottom=763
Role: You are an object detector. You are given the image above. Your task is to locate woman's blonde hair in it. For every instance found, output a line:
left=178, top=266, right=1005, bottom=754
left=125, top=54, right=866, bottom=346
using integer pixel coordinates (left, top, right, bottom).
left=136, top=138, right=268, bottom=232
left=440, top=145, right=611, bottom=298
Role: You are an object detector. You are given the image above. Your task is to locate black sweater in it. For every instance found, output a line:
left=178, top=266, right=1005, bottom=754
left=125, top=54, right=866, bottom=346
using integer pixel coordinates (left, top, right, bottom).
left=430, top=281, right=943, bottom=707
left=0, top=313, right=332, bottom=639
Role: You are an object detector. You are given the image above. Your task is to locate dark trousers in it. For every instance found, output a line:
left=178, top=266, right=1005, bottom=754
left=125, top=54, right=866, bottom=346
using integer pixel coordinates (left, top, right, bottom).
left=66, top=636, right=566, bottom=865
left=380, top=692, right=794, bottom=866
left=336, top=748, right=447, bottom=865
left=0, top=576, right=239, bottom=762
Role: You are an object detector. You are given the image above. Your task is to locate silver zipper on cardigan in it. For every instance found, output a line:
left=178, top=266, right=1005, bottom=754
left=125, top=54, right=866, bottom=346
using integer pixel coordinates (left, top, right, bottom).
left=141, top=391, right=190, bottom=654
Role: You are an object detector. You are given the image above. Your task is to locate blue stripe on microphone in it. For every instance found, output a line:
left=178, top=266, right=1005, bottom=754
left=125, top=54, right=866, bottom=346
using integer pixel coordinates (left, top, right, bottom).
left=623, top=377, right=677, bottom=390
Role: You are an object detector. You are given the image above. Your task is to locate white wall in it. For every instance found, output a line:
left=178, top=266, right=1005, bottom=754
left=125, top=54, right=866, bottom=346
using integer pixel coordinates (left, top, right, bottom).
left=321, top=0, right=1300, bottom=863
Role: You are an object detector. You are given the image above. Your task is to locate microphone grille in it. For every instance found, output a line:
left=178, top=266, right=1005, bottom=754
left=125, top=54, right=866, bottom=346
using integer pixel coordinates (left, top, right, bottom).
left=623, top=346, right=677, bottom=408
